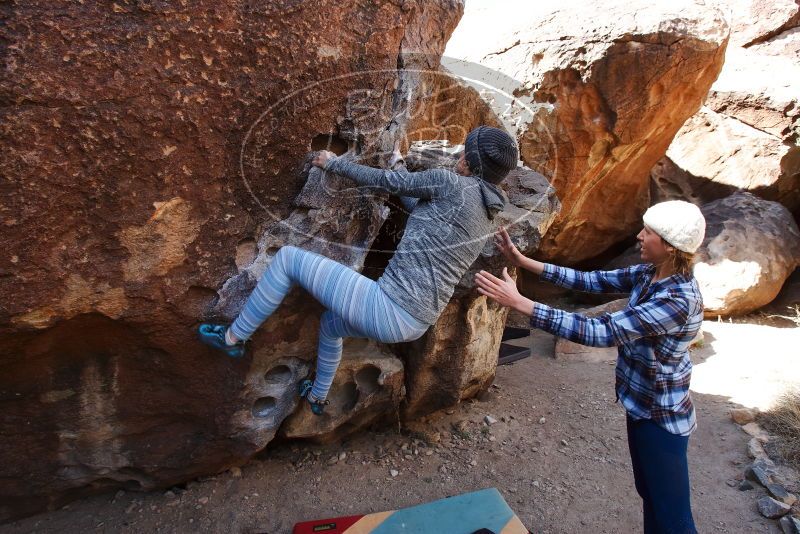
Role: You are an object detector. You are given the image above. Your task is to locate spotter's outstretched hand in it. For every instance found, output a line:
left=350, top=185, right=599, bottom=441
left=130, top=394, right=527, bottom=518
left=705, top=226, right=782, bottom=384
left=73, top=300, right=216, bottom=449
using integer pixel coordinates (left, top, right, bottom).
left=475, top=268, right=521, bottom=308
left=475, top=267, right=536, bottom=315
left=494, top=226, right=523, bottom=267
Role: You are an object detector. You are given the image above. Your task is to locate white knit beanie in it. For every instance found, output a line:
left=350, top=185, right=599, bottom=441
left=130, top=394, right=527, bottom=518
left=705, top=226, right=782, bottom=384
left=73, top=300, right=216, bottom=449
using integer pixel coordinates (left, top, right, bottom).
left=642, top=200, right=706, bottom=253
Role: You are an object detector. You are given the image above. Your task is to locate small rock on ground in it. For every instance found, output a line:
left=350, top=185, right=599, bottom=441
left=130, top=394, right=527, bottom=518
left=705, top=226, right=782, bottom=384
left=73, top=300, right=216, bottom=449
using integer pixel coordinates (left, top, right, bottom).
left=767, top=483, right=798, bottom=507
left=746, top=463, right=773, bottom=487
left=779, top=515, right=800, bottom=534
left=757, top=496, right=791, bottom=519
left=730, top=408, right=757, bottom=425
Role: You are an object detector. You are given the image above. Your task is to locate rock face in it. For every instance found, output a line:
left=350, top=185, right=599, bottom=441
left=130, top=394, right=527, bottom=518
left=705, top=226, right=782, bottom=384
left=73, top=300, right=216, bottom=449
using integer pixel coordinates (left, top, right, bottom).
left=206, top=159, right=395, bottom=450
left=651, top=0, right=800, bottom=217
left=404, top=70, right=503, bottom=146
left=695, top=193, right=800, bottom=317
left=280, top=339, right=405, bottom=444
left=443, top=0, right=729, bottom=263
left=0, top=0, right=464, bottom=521
left=726, top=0, right=800, bottom=49
left=400, top=294, right=509, bottom=420
left=400, top=142, right=560, bottom=419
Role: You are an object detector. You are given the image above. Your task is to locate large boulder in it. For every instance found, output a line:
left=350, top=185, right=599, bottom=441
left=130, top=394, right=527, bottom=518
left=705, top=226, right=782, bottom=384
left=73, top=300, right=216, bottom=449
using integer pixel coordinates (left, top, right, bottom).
left=0, top=0, right=464, bottom=521
left=650, top=1, right=800, bottom=216
left=726, top=0, right=800, bottom=49
left=442, top=0, right=729, bottom=263
left=607, top=193, right=800, bottom=317
left=650, top=51, right=800, bottom=213
left=400, top=294, right=508, bottom=420
left=695, top=193, right=800, bottom=317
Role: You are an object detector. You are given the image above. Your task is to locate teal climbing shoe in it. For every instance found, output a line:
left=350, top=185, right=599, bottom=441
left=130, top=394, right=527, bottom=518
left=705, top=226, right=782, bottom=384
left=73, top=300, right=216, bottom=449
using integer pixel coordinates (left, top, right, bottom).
left=299, top=379, right=329, bottom=416
left=197, top=323, right=246, bottom=359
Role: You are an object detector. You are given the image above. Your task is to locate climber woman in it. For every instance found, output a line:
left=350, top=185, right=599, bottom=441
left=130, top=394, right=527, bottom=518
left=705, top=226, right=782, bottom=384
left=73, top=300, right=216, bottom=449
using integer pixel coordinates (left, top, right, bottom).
left=199, top=126, right=519, bottom=415
left=474, top=200, right=705, bottom=534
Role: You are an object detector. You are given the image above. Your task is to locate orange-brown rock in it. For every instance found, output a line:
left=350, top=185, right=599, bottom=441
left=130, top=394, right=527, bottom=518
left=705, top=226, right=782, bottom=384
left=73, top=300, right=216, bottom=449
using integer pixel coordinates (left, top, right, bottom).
left=400, top=294, right=509, bottom=420
left=442, top=0, right=729, bottom=263
left=0, top=0, right=463, bottom=521
left=404, top=68, right=502, bottom=146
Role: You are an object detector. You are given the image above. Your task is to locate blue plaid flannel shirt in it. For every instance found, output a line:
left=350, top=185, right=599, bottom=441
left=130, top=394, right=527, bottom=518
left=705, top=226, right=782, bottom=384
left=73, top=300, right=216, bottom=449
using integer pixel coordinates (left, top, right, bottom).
left=530, top=263, right=704, bottom=436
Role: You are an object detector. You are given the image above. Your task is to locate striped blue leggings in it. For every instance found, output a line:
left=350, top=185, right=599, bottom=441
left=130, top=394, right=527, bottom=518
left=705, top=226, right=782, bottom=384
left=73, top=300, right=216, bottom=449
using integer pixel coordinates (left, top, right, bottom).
left=230, top=246, right=430, bottom=401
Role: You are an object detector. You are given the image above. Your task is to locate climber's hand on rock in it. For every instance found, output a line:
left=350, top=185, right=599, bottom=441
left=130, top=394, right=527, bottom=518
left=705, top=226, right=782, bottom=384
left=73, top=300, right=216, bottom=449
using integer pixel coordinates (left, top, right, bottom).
left=312, top=150, right=336, bottom=169
left=475, top=268, right=534, bottom=315
left=495, top=226, right=523, bottom=267
left=388, top=139, right=405, bottom=169
left=392, top=139, right=402, bottom=158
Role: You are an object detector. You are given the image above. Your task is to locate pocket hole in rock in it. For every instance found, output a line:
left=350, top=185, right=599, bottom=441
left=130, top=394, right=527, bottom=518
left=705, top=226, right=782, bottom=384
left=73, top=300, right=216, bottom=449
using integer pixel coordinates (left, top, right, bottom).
left=264, top=365, right=293, bottom=386
left=311, top=133, right=349, bottom=155
left=355, top=365, right=382, bottom=394
left=361, top=199, right=407, bottom=279
left=330, top=382, right=359, bottom=412
left=252, top=397, right=277, bottom=418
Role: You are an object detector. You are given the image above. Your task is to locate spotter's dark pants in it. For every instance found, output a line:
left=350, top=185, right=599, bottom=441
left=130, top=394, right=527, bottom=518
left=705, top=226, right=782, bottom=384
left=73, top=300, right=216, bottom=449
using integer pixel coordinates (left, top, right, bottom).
left=626, top=416, right=697, bottom=534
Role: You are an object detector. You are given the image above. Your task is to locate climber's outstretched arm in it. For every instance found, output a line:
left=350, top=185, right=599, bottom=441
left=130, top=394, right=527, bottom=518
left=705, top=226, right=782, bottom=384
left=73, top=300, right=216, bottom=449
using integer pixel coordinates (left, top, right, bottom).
left=312, top=150, right=456, bottom=200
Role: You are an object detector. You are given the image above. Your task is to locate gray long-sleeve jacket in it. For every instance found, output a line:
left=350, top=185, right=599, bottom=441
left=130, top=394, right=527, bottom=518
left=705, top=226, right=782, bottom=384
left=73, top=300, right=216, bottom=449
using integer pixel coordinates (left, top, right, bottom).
left=324, top=156, right=508, bottom=325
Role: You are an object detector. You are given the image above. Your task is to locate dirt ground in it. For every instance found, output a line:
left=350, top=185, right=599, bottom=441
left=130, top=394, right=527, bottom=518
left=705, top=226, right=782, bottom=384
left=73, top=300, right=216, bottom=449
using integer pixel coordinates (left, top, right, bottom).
left=3, top=317, right=799, bottom=534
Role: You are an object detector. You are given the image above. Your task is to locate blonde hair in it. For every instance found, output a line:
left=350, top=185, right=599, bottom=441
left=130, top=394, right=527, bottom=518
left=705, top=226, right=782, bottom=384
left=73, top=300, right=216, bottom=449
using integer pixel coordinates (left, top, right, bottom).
left=663, top=240, right=695, bottom=277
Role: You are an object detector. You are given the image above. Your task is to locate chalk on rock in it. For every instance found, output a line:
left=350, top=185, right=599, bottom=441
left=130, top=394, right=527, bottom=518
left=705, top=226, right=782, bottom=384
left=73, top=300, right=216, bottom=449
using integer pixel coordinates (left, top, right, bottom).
left=294, top=164, right=361, bottom=210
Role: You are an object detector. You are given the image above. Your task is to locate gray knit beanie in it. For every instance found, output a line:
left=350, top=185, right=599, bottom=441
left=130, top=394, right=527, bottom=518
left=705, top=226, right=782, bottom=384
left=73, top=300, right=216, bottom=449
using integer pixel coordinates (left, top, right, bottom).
left=464, top=126, right=519, bottom=184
